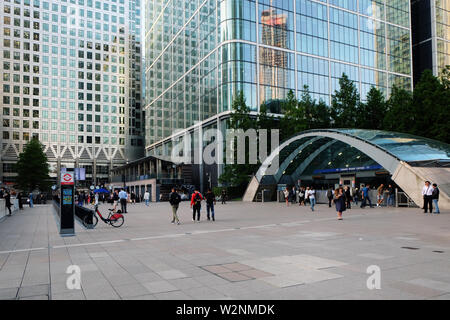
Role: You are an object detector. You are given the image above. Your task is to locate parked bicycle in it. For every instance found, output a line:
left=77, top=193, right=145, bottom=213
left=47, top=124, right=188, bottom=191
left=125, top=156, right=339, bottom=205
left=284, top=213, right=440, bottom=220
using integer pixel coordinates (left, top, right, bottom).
left=82, top=204, right=124, bottom=228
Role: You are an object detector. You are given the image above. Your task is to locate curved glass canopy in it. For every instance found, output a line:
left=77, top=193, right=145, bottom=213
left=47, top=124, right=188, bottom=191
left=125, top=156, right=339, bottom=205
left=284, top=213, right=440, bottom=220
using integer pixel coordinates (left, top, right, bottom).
left=264, top=129, right=450, bottom=184
left=332, top=129, right=450, bottom=162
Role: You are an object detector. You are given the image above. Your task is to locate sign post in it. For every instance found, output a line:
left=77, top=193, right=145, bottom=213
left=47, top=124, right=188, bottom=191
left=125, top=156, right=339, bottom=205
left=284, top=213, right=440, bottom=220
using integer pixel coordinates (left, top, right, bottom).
left=60, top=171, right=75, bottom=236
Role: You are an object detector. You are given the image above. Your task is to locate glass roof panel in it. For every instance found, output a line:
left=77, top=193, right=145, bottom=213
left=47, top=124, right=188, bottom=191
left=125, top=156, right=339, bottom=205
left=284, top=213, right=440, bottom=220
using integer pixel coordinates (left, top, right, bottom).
left=333, top=129, right=450, bottom=162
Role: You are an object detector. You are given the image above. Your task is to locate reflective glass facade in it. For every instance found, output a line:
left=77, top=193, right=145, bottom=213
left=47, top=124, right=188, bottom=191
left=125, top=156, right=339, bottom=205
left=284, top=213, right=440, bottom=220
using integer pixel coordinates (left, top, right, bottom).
left=145, top=0, right=412, bottom=154
left=0, top=0, right=143, bottom=186
left=412, top=0, right=450, bottom=84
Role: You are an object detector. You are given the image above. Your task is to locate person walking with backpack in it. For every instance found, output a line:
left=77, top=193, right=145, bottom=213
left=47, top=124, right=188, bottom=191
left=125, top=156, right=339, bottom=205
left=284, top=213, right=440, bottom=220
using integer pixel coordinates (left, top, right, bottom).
left=190, top=188, right=203, bottom=222
left=432, top=183, right=440, bottom=214
left=169, top=187, right=181, bottom=224
left=221, top=189, right=227, bottom=204
left=205, top=189, right=216, bottom=221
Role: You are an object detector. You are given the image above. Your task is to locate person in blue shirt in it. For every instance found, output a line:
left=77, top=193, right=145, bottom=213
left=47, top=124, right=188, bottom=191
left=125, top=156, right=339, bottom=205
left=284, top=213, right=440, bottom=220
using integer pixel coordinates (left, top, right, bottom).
left=360, top=184, right=373, bottom=208
left=118, top=189, right=128, bottom=213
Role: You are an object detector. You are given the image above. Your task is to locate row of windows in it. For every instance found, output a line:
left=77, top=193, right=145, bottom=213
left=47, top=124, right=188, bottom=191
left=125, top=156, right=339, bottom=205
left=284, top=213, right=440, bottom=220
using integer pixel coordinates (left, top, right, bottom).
left=1, top=131, right=126, bottom=145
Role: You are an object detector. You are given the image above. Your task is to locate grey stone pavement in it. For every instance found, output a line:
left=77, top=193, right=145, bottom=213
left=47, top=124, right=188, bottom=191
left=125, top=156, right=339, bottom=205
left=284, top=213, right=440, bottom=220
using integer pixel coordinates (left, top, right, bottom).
left=0, top=200, right=449, bottom=300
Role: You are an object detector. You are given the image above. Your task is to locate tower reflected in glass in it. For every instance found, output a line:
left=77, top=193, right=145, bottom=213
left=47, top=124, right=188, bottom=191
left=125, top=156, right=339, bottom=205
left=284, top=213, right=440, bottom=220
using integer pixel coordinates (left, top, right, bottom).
left=145, top=0, right=412, bottom=157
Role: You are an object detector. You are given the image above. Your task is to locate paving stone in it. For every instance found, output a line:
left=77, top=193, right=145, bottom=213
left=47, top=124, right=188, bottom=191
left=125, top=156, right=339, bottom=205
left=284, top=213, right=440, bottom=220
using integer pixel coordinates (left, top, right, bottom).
left=157, top=269, right=188, bottom=280
left=237, top=269, right=273, bottom=279
left=407, top=278, right=450, bottom=293
left=0, top=287, right=18, bottom=299
left=201, top=265, right=230, bottom=274
left=114, top=283, right=150, bottom=298
left=217, top=272, right=252, bottom=282
left=19, top=294, right=49, bottom=300
left=142, top=280, right=178, bottom=294
left=18, top=284, right=49, bottom=298
left=221, top=263, right=253, bottom=272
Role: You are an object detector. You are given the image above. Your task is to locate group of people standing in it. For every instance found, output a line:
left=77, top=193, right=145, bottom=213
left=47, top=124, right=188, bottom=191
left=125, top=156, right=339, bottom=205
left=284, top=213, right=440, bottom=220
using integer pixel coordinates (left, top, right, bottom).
left=169, top=188, right=220, bottom=224
left=422, top=181, right=440, bottom=214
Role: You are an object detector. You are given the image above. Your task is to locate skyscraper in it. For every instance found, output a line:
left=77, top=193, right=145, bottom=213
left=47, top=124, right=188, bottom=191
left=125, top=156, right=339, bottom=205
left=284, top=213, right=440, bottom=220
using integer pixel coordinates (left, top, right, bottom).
left=0, top=0, right=143, bottom=188
left=411, top=0, right=450, bottom=85
left=144, top=0, right=413, bottom=191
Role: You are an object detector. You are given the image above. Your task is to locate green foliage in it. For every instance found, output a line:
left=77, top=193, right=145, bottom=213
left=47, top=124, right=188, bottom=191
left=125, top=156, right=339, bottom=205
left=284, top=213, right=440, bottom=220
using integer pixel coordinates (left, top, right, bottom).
left=411, top=69, right=450, bottom=143
left=358, top=87, right=386, bottom=130
left=219, top=68, right=450, bottom=187
left=15, top=138, right=51, bottom=192
left=330, top=73, right=360, bottom=128
left=383, top=85, right=414, bottom=133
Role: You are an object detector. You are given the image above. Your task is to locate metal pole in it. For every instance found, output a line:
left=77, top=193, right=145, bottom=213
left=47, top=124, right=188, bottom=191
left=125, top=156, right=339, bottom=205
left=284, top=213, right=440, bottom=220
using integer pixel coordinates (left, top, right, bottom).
left=395, top=188, right=398, bottom=208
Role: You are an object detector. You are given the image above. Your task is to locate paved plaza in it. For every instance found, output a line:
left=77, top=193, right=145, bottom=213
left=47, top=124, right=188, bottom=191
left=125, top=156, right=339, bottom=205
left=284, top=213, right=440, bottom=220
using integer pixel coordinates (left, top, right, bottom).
left=0, top=201, right=449, bottom=300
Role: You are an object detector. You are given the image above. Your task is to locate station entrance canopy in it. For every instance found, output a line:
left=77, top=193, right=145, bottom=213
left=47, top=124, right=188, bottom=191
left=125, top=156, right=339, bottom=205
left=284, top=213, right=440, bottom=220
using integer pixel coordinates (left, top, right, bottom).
left=244, top=129, right=450, bottom=210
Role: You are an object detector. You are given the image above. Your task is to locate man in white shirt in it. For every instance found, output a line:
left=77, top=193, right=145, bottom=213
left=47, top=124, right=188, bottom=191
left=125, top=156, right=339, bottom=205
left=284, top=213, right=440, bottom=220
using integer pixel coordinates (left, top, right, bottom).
left=422, top=181, right=433, bottom=214
left=143, top=190, right=150, bottom=206
left=308, top=187, right=316, bottom=212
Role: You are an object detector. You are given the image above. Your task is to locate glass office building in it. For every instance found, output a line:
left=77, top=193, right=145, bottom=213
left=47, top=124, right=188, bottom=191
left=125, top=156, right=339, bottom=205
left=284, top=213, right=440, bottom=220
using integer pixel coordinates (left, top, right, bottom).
left=145, top=0, right=412, bottom=158
left=0, top=0, right=143, bottom=187
left=411, top=0, right=450, bottom=85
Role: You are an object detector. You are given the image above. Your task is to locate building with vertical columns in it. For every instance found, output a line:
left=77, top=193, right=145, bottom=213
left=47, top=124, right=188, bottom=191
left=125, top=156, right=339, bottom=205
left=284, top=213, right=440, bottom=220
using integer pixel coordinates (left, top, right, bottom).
left=141, top=0, right=413, bottom=193
left=411, top=0, right=450, bottom=85
left=0, top=0, right=143, bottom=189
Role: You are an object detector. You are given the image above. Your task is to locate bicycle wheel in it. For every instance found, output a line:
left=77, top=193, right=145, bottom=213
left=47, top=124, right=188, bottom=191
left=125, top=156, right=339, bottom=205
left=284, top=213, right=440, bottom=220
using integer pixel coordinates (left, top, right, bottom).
left=82, top=214, right=98, bottom=229
left=110, top=215, right=124, bottom=228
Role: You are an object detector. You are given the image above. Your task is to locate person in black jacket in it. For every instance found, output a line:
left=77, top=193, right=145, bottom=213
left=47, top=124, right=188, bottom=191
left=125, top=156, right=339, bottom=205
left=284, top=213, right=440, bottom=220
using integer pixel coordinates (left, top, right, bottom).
left=432, top=183, right=440, bottom=214
left=4, top=190, right=12, bottom=215
left=169, top=187, right=181, bottom=224
left=205, top=189, right=216, bottom=221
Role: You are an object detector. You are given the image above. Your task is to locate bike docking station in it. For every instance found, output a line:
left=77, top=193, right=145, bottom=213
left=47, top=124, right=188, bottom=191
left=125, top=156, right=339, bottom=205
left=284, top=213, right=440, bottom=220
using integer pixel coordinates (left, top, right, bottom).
left=59, top=170, right=75, bottom=236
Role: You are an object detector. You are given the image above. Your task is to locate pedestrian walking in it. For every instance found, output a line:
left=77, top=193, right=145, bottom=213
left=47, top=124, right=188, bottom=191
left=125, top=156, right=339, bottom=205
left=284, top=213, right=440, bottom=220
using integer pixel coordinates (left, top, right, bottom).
left=376, top=184, right=384, bottom=207
left=131, top=192, right=136, bottom=204
left=17, top=192, right=23, bottom=210
left=344, top=186, right=352, bottom=209
left=360, top=184, right=373, bottom=208
left=422, top=181, right=433, bottom=214
left=169, top=187, right=181, bottom=224
left=289, top=186, right=296, bottom=205
left=119, top=188, right=128, bottom=213
left=387, top=184, right=394, bottom=207
left=432, top=183, right=440, bottom=214
left=205, top=189, right=216, bottom=221
left=144, top=190, right=150, bottom=206
left=221, top=189, right=227, bottom=204
left=283, top=187, right=290, bottom=206
left=298, top=187, right=305, bottom=206
left=308, top=186, right=316, bottom=212
left=334, top=187, right=346, bottom=220
left=190, top=188, right=203, bottom=222
left=353, top=187, right=359, bottom=205
left=326, top=188, right=333, bottom=208
left=4, top=190, right=12, bottom=216
left=112, top=189, right=119, bottom=211
left=28, top=192, right=34, bottom=208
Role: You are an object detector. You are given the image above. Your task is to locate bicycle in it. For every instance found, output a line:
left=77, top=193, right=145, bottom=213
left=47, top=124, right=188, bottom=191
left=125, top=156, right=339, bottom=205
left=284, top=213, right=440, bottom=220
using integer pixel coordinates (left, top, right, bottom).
left=82, top=204, right=125, bottom=228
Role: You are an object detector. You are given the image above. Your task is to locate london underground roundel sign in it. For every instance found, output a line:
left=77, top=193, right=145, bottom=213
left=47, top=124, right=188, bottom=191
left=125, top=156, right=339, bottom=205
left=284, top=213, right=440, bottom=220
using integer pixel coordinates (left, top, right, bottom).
left=61, top=172, right=74, bottom=185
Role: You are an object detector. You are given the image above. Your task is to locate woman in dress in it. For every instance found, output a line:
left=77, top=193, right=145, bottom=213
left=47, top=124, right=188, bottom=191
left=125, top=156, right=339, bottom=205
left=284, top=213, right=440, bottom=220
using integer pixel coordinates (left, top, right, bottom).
left=334, top=187, right=346, bottom=220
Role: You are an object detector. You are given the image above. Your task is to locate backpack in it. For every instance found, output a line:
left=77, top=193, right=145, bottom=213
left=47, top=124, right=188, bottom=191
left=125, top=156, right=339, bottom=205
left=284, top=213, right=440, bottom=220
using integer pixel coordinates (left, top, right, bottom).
left=194, top=192, right=201, bottom=205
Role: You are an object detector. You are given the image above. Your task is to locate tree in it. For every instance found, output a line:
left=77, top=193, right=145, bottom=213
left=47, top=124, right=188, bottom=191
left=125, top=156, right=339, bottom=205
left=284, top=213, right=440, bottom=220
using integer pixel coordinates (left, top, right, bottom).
left=15, top=138, right=51, bottom=192
left=330, top=73, right=360, bottom=128
left=219, top=91, right=259, bottom=187
left=280, top=89, right=306, bottom=140
left=309, top=99, right=331, bottom=129
left=383, top=85, right=414, bottom=133
left=411, top=69, right=450, bottom=143
left=358, top=86, right=386, bottom=130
